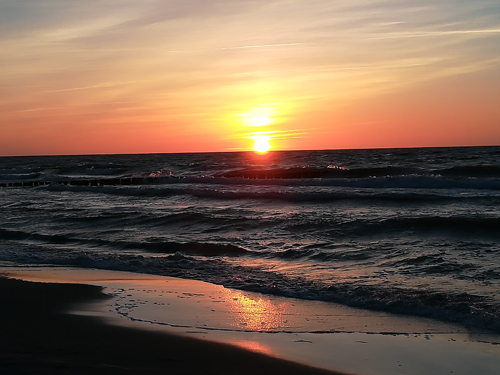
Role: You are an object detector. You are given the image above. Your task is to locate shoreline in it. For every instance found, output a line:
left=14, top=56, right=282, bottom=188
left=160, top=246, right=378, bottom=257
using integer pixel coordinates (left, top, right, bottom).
left=2, top=266, right=500, bottom=374
left=0, top=272, right=343, bottom=375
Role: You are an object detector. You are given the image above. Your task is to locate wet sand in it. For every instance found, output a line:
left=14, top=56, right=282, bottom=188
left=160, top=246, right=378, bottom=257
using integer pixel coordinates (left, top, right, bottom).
left=2, top=266, right=500, bottom=375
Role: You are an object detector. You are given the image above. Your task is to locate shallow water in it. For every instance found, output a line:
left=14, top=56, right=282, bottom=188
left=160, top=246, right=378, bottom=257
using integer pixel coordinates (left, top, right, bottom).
left=1, top=146, right=499, bottom=332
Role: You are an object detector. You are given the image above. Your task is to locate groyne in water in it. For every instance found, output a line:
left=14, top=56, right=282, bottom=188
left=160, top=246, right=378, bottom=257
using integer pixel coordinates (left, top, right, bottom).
left=0, top=177, right=166, bottom=187
left=0, top=168, right=334, bottom=187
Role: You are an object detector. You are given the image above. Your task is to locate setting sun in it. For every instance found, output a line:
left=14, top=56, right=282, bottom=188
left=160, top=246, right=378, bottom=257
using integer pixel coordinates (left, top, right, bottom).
left=252, top=135, right=271, bottom=154
left=238, top=105, right=281, bottom=153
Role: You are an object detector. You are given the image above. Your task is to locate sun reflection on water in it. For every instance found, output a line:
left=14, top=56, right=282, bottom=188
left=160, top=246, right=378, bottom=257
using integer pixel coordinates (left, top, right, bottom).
left=222, top=289, right=290, bottom=331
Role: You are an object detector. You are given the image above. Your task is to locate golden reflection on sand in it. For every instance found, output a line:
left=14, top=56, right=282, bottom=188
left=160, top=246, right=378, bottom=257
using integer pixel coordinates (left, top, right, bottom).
left=232, top=340, right=273, bottom=355
left=222, top=289, right=290, bottom=331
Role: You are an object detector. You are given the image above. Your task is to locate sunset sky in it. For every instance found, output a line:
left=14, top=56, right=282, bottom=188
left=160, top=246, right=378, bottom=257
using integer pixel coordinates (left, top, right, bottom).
left=1, top=0, right=500, bottom=156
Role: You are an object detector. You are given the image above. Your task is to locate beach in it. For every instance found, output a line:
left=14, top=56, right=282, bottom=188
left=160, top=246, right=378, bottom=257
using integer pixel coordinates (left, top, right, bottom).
left=2, top=266, right=499, bottom=375
left=0, top=268, right=341, bottom=375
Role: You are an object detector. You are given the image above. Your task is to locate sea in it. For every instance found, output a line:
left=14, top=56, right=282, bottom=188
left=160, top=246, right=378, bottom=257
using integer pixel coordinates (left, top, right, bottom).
left=1, top=146, right=499, bottom=333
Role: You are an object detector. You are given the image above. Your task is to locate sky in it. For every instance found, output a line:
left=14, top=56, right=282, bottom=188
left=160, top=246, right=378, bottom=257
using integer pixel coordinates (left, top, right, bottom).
left=1, top=0, right=500, bottom=156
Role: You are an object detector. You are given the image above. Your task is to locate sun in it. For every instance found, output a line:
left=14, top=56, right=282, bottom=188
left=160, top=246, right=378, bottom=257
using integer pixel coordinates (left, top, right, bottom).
left=252, top=135, right=271, bottom=154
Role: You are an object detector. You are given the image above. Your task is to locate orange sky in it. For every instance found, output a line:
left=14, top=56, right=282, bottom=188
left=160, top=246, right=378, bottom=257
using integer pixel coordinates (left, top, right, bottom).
left=1, top=1, right=500, bottom=156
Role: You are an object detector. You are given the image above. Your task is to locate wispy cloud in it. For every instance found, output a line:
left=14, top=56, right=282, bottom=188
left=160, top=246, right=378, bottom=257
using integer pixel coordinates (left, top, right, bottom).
left=219, top=42, right=307, bottom=50
left=1, top=0, right=499, bottom=154
left=369, top=28, right=500, bottom=40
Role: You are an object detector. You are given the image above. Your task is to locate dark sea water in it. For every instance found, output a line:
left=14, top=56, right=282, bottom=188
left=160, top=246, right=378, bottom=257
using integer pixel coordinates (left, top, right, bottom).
left=1, top=146, right=499, bottom=333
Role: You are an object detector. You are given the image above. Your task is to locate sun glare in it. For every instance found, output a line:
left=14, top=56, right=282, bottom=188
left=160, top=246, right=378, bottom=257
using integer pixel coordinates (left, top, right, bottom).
left=238, top=106, right=276, bottom=127
left=237, top=104, right=282, bottom=153
left=252, top=135, right=271, bottom=154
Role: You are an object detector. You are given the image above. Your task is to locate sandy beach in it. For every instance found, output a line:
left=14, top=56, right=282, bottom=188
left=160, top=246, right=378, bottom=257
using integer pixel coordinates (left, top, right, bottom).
left=0, top=270, right=342, bottom=375
left=1, top=266, right=500, bottom=375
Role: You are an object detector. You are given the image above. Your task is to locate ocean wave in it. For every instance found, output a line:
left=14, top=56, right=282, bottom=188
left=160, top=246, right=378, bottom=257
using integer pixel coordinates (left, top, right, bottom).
left=219, top=164, right=500, bottom=180
left=2, top=172, right=500, bottom=192
left=289, top=215, right=500, bottom=239
left=381, top=254, right=477, bottom=275
left=0, top=168, right=42, bottom=175
left=218, top=166, right=425, bottom=179
left=27, top=184, right=500, bottom=208
left=435, top=165, right=500, bottom=178
left=379, top=216, right=500, bottom=239
left=0, top=172, right=42, bottom=181
left=308, top=249, right=373, bottom=261
left=131, top=241, right=249, bottom=256
left=0, top=228, right=249, bottom=257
